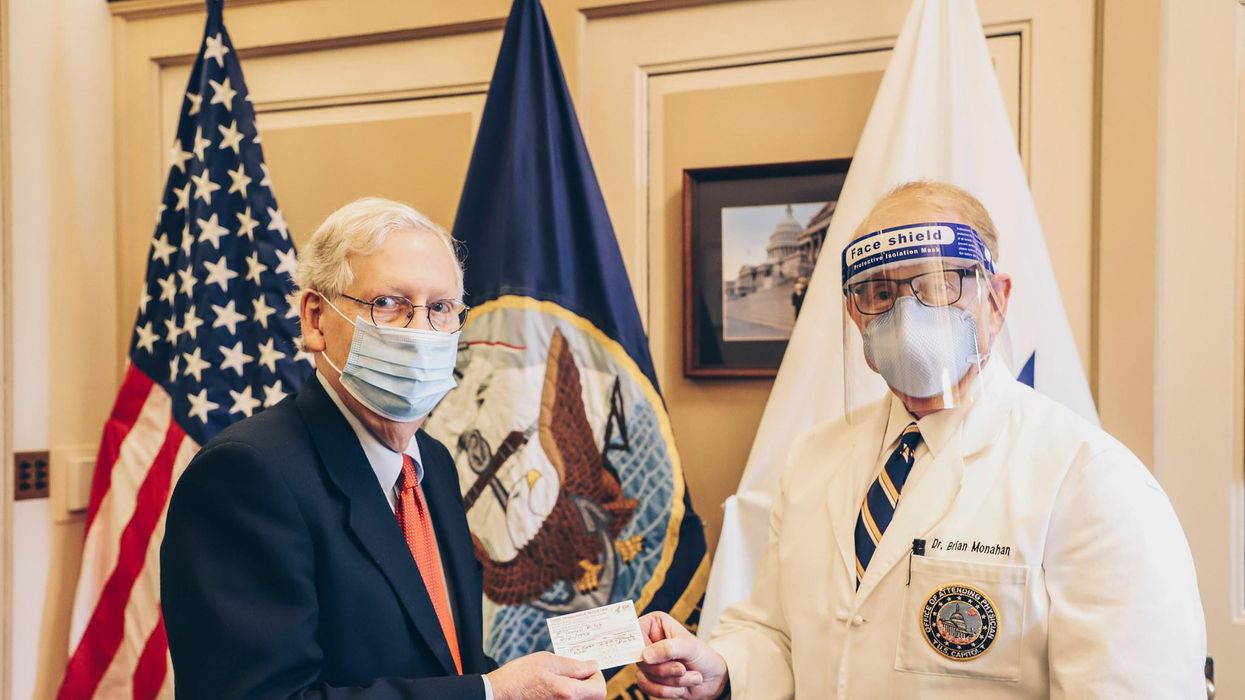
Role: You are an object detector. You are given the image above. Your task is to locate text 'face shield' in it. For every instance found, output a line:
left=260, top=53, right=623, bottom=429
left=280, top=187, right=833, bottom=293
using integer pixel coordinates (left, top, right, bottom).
left=841, top=222, right=1009, bottom=423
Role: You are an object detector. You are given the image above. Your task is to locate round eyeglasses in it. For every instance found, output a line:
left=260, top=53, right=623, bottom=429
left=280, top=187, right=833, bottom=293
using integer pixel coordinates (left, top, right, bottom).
left=844, top=268, right=975, bottom=315
left=339, top=293, right=469, bottom=331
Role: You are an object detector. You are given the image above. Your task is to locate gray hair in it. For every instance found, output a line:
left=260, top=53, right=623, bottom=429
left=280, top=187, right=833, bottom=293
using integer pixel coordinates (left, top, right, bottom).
left=292, top=196, right=464, bottom=300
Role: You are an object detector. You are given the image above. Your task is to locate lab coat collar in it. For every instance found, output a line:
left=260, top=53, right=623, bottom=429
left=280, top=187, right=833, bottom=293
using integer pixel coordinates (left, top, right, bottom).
left=880, top=356, right=1015, bottom=462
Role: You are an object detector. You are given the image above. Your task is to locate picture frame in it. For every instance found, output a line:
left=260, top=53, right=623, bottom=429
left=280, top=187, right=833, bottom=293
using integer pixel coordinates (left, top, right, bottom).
left=682, top=159, right=851, bottom=378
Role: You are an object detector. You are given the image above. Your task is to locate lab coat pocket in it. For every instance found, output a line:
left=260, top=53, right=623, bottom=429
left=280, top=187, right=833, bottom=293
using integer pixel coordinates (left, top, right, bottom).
left=895, top=555, right=1029, bottom=682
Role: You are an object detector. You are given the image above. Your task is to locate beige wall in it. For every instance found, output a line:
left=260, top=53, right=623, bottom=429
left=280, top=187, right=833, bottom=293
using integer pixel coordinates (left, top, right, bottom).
left=659, top=74, right=879, bottom=549
left=5, top=0, right=115, bottom=698
left=5, top=0, right=1243, bottom=696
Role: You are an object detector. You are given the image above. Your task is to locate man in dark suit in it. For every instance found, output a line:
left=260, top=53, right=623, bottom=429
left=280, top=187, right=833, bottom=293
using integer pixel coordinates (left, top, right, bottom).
left=161, top=198, right=606, bottom=700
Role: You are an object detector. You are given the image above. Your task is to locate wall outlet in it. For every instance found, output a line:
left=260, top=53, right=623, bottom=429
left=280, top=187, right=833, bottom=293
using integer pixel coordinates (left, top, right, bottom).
left=15, top=451, right=50, bottom=500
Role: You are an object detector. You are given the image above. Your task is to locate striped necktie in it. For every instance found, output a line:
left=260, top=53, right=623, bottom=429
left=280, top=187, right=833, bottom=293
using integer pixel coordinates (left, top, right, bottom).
left=395, top=454, right=462, bottom=674
left=854, top=423, right=922, bottom=587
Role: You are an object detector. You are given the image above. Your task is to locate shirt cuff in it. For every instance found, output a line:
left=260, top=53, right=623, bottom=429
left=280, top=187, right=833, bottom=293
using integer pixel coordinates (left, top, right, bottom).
left=481, top=673, right=494, bottom=700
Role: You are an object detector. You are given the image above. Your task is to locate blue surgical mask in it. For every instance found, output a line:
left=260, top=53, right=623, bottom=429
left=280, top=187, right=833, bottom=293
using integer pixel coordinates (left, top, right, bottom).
left=862, top=296, right=980, bottom=399
left=321, top=299, right=460, bottom=421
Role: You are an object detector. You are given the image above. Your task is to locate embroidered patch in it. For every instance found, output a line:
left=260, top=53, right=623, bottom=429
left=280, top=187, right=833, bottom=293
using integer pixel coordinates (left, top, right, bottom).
left=920, top=583, right=999, bottom=661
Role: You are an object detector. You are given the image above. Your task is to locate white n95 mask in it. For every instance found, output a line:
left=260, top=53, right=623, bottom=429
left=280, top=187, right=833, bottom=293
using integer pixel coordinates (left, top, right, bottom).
left=321, top=300, right=460, bottom=422
left=862, top=296, right=980, bottom=399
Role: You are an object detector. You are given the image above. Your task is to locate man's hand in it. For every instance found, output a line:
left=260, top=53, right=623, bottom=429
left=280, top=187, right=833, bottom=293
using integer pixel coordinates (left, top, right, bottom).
left=635, top=612, right=729, bottom=700
left=486, top=651, right=605, bottom=700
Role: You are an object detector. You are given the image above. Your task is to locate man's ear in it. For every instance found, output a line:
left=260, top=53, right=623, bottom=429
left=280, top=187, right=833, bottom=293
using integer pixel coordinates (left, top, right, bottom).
left=988, top=272, right=1012, bottom=334
left=300, top=290, right=327, bottom=353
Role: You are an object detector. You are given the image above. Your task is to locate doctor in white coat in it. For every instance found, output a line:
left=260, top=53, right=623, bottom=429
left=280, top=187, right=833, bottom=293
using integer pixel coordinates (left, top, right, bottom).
left=635, top=181, right=1206, bottom=699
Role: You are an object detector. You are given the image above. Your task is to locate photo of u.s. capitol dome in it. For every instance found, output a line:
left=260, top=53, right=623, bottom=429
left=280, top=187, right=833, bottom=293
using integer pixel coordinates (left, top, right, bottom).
left=721, top=201, right=834, bottom=340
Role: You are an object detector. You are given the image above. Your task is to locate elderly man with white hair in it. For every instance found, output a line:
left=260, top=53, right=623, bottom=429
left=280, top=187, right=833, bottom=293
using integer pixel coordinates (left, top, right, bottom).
left=162, top=197, right=606, bottom=700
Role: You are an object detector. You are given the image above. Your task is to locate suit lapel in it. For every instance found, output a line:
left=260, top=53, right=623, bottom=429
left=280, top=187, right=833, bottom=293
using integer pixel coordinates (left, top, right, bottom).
left=295, top=380, right=458, bottom=676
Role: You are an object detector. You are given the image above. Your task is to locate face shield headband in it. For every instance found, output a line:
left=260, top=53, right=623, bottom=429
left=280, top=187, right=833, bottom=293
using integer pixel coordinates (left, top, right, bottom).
left=841, top=221, right=995, bottom=289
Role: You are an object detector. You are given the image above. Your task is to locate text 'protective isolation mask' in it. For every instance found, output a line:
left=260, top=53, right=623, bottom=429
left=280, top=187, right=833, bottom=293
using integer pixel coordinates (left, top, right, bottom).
left=321, top=298, right=460, bottom=422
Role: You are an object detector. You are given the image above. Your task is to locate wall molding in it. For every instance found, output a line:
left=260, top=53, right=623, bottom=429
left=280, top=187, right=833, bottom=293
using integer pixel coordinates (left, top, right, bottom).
left=108, top=0, right=297, bottom=21
left=152, top=18, right=507, bottom=67
left=254, top=82, right=490, bottom=115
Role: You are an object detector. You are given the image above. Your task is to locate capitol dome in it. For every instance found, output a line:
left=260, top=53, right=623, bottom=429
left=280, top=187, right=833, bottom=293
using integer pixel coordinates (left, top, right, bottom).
left=766, top=204, right=803, bottom=258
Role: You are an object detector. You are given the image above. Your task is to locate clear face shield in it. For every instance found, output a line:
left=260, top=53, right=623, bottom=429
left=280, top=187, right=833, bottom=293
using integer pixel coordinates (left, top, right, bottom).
left=841, top=221, right=1009, bottom=424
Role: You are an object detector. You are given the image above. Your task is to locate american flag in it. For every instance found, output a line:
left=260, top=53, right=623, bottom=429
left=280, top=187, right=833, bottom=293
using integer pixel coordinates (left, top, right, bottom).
left=57, top=2, right=310, bottom=697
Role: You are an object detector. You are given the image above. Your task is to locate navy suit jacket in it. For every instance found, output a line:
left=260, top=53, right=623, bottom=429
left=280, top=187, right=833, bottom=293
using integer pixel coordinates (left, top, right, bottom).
left=161, top=377, right=496, bottom=699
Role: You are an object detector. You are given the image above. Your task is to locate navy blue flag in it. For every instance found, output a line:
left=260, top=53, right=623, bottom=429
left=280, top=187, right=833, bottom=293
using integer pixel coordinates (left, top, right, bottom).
left=424, top=0, right=708, bottom=695
left=60, top=2, right=309, bottom=696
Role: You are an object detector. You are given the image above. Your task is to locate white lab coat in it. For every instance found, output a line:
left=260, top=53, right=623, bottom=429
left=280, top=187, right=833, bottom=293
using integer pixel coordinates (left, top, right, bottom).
left=711, top=361, right=1206, bottom=699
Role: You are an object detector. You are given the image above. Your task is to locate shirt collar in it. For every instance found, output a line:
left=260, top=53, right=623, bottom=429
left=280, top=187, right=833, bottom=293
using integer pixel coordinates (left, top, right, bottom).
left=316, top=371, right=422, bottom=509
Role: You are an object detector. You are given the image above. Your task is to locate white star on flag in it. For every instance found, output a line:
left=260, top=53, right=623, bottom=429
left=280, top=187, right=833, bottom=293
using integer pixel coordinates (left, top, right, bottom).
left=192, top=126, right=212, bottom=162
left=274, top=247, right=298, bottom=276
left=190, top=169, right=220, bottom=204
left=151, top=234, right=177, bottom=266
left=209, top=76, right=237, bottom=111
left=237, top=207, right=259, bottom=241
left=186, top=90, right=203, bottom=116
left=163, top=318, right=183, bottom=345
left=219, top=340, right=254, bottom=376
left=168, top=141, right=192, bottom=173
left=267, top=207, right=289, bottom=239
left=178, top=266, right=197, bottom=298
left=228, top=385, right=262, bottom=418
left=244, top=252, right=268, bottom=283
left=257, top=337, right=286, bottom=372
left=210, top=299, right=248, bottom=335
left=135, top=322, right=158, bottom=354
left=197, top=213, right=230, bottom=249
left=203, top=255, right=239, bottom=291
left=218, top=120, right=244, bottom=155
left=181, top=347, right=211, bottom=383
left=227, top=165, right=252, bottom=196
left=138, top=288, right=152, bottom=314
left=157, top=274, right=178, bottom=304
left=186, top=387, right=220, bottom=423
left=169, top=354, right=180, bottom=382
left=174, top=182, right=192, bottom=212
left=182, top=307, right=204, bottom=340
left=260, top=163, right=272, bottom=188
left=263, top=380, right=288, bottom=407
left=252, top=294, right=276, bottom=328
left=203, top=32, right=230, bottom=67
left=180, top=221, right=194, bottom=256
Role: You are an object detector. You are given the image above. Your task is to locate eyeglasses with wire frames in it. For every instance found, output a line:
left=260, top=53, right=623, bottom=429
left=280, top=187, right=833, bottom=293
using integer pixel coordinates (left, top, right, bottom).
left=338, top=293, right=469, bottom=331
left=843, top=268, right=977, bottom=315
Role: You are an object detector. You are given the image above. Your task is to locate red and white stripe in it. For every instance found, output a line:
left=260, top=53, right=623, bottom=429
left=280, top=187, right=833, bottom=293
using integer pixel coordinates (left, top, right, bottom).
left=58, top=365, right=199, bottom=699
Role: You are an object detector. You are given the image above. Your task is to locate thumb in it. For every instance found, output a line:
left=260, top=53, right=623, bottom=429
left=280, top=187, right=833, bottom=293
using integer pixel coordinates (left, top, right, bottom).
left=548, top=654, right=599, bottom=680
left=641, top=636, right=701, bottom=665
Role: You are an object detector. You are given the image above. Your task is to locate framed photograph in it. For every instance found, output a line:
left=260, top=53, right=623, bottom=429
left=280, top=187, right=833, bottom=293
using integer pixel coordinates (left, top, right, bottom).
left=683, top=159, right=851, bottom=377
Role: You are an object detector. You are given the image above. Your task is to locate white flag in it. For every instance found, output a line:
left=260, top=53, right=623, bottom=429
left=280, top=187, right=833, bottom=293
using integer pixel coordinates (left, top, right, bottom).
left=699, top=0, right=1097, bottom=639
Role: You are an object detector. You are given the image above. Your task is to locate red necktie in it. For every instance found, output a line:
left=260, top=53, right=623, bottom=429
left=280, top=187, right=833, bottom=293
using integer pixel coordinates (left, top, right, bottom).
left=395, top=454, right=462, bottom=674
